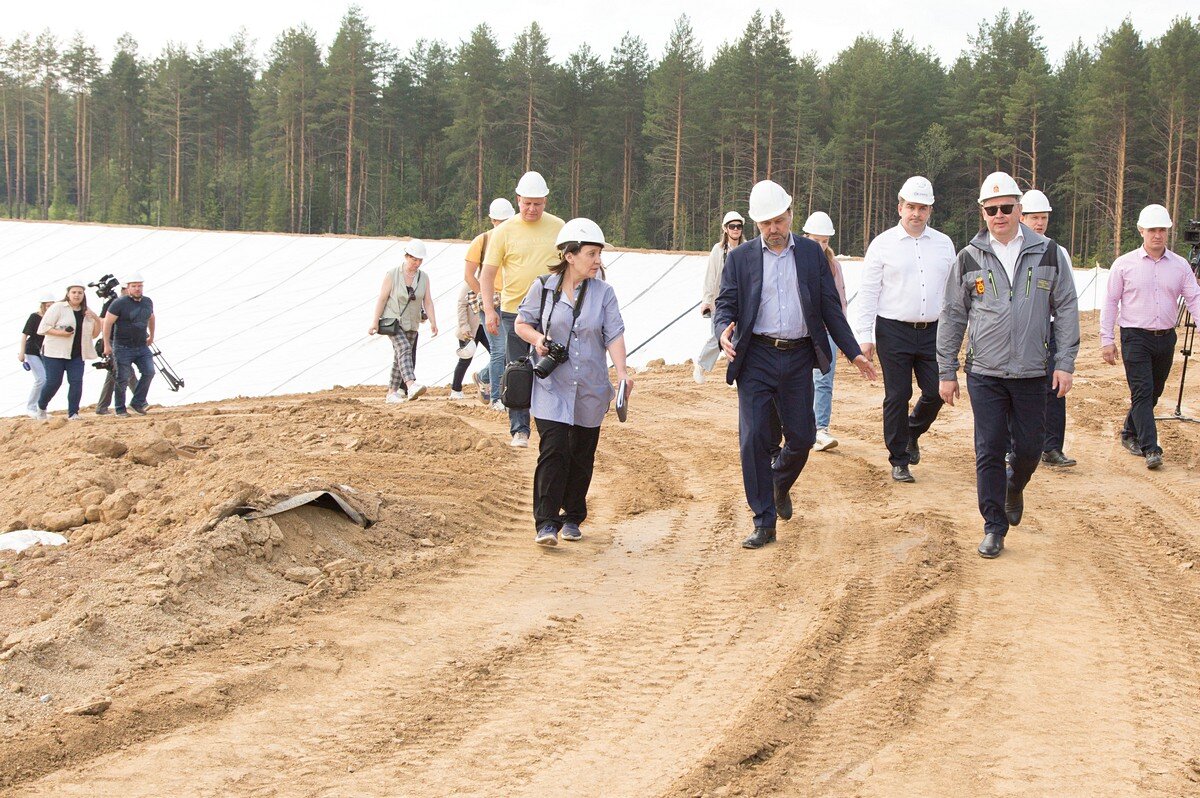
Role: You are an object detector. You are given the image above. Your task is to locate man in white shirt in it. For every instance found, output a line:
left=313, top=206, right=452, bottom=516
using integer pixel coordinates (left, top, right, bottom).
left=854, top=176, right=957, bottom=482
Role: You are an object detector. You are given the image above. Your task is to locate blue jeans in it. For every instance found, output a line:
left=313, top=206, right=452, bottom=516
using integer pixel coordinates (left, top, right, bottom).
left=114, top=344, right=155, bottom=412
left=39, top=357, right=85, bottom=415
left=812, top=334, right=836, bottom=429
left=482, top=321, right=505, bottom=403
left=501, top=311, right=530, bottom=436
left=25, top=354, right=47, bottom=414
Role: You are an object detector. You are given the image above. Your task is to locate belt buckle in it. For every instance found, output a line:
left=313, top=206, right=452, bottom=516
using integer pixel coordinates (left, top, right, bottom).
left=773, top=337, right=787, bottom=349
left=913, top=321, right=929, bottom=330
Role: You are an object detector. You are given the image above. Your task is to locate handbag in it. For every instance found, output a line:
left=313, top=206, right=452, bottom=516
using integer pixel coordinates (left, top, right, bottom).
left=378, top=271, right=424, bottom=335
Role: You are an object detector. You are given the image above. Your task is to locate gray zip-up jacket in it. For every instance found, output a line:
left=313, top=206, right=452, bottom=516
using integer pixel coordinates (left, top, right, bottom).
left=937, top=224, right=1079, bottom=381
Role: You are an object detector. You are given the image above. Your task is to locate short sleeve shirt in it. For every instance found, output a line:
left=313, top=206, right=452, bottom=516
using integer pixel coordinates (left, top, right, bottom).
left=483, top=213, right=565, bottom=313
left=107, top=295, right=154, bottom=347
left=22, top=313, right=45, bottom=356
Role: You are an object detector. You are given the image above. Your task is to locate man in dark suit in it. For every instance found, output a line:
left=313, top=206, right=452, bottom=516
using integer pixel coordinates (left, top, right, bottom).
left=715, top=180, right=877, bottom=549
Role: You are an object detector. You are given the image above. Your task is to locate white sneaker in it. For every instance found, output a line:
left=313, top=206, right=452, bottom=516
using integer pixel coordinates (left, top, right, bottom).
left=449, top=390, right=465, bottom=400
left=510, top=432, right=529, bottom=448
left=67, top=414, right=81, bottom=421
left=693, top=363, right=706, bottom=384
left=408, top=383, right=427, bottom=400
left=27, top=410, right=39, bottom=419
left=471, top=371, right=489, bottom=403
left=490, top=400, right=505, bottom=412
left=36, top=409, right=48, bottom=420
left=385, top=391, right=405, bottom=404
left=813, top=428, right=838, bottom=452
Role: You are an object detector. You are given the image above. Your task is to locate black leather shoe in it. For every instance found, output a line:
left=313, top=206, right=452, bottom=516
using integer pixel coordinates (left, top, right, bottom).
left=906, top=438, right=920, bottom=465
left=977, top=532, right=1004, bottom=558
left=1122, top=436, right=1142, bottom=456
left=1041, top=449, right=1077, bottom=467
left=774, top=483, right=793, bottom=521
left=741, top=528, right=776, bottom=549
left=1146, top=452, right=1163, bottom=469
left=891, top=465, right=915, bottom=483
left=1004, top=482, right=1024, bottom=526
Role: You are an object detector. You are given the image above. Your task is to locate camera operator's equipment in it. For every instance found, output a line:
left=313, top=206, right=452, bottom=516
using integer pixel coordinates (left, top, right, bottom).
left=92, top=356, right=112, bottom=371
left=533, top=340, right=569, bottom=378
left=1156, top=219, right=1200, bottom=425
left=150, top=345, right=185, bottom=392
left=87, top=274, right=119, bottom=301
left=500, top=275, right=589, bottom=409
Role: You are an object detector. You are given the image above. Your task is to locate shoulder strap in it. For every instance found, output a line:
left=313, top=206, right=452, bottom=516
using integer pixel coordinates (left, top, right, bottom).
left=479, top=231, right=490, bottom=265
left=535, top=274, right=552, bottom=328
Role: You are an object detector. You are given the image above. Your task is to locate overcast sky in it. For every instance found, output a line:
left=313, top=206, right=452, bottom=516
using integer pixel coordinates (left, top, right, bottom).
left=5, top=1, right=1190, bottom=68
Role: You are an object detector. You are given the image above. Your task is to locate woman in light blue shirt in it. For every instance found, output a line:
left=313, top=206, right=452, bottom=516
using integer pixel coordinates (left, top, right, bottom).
left=515, top=218, right=633, bottom=547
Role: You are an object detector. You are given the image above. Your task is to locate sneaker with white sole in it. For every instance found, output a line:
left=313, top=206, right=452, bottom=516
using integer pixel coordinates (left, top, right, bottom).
left=511, top=432, right=529, bottom=448
left=67, top=414, right=82, bottom=421
left=385, top=391, right=405, bottom=403
left=535, top=524, right=558, bottom=546
left=813, top=428, right=838, bottom=452
left=560, top=522, right=582, bottom=541
left=491, top=400, right=506, bottom=412
left=35, top=409, right=48, bottom=420
left=408, top=383, right=427, bottom=400
left=471, top=371, right=490, bottom=403
left=449, top=390, right=465, bottom=400
left=693, top=363, right=706, bottom=384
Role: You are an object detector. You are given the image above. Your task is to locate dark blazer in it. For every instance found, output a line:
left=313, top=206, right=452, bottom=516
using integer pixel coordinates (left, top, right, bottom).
left=713, top=233, right=861, bottom=385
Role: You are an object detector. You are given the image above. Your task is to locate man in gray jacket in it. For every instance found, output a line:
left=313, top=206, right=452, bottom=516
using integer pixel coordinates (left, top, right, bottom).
left=936, top=172, right=1080, bottom=559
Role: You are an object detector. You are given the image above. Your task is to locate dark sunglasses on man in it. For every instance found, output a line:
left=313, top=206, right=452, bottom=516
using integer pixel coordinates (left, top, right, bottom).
left=726, top=222, right=743, bottom=230
left=983, top=204, right=1016, bottom=217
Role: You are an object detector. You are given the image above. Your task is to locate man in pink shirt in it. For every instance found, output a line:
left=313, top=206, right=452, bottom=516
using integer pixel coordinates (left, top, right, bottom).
left=1100, top=204, right=1200, bottom=469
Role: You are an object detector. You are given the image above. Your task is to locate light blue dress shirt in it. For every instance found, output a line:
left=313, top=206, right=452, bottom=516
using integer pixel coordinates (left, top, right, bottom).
left=753, top=236, right=807, bottom=339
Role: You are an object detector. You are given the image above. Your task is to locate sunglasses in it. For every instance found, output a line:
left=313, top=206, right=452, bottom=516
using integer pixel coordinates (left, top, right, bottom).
left=983, top=204, right=1016, bottom=217
left=726, top=223, right=743, bottom=230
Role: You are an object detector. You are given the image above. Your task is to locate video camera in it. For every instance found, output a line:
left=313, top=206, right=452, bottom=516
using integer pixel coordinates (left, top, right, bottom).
left=87, top=274, right=120, bottom=301
left=1181, top=219, right=1200, bottom=246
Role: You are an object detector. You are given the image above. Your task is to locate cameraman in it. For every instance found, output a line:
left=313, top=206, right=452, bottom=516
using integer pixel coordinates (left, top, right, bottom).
left=94, top=278, right=139, bottom=415
left=102, top=272, right=156, bottom=416
left=515, top=218, right=631, bottom=547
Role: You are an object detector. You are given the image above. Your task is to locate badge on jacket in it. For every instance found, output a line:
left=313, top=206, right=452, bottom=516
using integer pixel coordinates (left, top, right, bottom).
left=974, top=276, right=986, bottom=296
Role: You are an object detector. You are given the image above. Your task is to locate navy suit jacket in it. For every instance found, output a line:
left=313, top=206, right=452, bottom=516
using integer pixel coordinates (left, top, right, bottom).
left=713, top=233, right=861, bottom=385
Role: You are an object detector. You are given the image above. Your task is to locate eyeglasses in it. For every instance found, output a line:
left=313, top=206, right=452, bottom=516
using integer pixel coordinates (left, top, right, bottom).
left=726, top=223, right=743, bottom=230
left=983, top=204, right=1016, bottom=217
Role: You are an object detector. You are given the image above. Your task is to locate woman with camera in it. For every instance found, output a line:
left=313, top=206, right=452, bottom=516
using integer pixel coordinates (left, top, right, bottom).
left=695, top=210, right=745, bottom=383
left=369, top=239, right=438, bottom=403
left=36, top=282, right=102, bottom=420
left=515, top=218, right=632, bottom=547
left=18, top=292, right=56, bottom=418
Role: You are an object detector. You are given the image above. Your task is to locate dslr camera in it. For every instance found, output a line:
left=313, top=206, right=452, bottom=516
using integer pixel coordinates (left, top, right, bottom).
left=533, top=339, right=569, bottom=378
left=88, top=274, right=119, bottom=301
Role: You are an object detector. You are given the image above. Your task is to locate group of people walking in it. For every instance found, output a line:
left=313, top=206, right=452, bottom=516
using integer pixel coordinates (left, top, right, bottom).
left=18, top=274, right=157, bottom=420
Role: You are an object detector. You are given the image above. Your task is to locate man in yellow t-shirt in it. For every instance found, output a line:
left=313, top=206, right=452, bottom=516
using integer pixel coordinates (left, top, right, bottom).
left=463, top=197, right=515, bottom=407
left=481, top=171, right=565, bottom=448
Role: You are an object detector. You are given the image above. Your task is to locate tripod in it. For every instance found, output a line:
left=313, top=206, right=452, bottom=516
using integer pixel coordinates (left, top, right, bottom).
left=1155, top=239, right=1200, bottom=424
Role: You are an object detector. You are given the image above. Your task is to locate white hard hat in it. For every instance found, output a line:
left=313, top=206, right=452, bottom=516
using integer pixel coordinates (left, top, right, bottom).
left=64, top=279, right=86, bottom=290
left=488, top=197, right=515, bottom=220
left=898, top=176, right=935, bottom=205
left=515, top=171, right=549, bottom=198
left=456, top=340, right=477, bottom=359
left=1020, top=189, right=1052, bottom=214
left=978, top=172, right=1022, bottom=204
left=404, top=239, right=427, bottom=260
left=123, top=271, right=145, bottom=285
left=722, top=210, right=744, bottom=226
left=38, top=290, right=57, bottom=303
left=1136, top=204, right=1173, bottom=229
left=555, top=218, right=606, bottom=248
left=801, top=211, right=835, bottom=237
left=748, top=180, right=792, bottom=222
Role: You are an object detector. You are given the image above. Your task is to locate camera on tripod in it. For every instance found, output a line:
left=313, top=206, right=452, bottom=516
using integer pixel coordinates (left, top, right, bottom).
left=87, top=274, right=119, bottom=300
left=1182, top=219, right=1200, bottom=247
left=533, top=339, right=569, bottom=378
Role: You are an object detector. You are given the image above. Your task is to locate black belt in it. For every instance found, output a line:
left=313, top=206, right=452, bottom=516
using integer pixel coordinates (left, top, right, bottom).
left=884, top=317, right=935, bottom=330
left=1130, top=327, right=1173, bottom=337
left=752, top=333, right=809, bottom=350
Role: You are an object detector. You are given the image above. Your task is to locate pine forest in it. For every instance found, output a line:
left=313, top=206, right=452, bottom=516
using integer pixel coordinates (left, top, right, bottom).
left=1, top=8, right=1198, bottom=263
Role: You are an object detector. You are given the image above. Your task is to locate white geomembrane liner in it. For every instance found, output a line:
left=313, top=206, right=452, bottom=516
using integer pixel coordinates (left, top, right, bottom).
left=1, top=220, right=1110, bottom=417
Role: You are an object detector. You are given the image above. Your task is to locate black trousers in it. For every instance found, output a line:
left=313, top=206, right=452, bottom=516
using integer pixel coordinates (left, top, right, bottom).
left=1008, top=330, right=1066, bottom=453
left=1121, top=327, right=1176, bottom=456
left=451, top=324, right=491, bottom=391
left=533, top=417, right=601, bottom=531
left=875, top=316, right=944, bottom=466
left=967, top=373, right=1045, bottom=537
left=737, top=339, right=816, bottom=530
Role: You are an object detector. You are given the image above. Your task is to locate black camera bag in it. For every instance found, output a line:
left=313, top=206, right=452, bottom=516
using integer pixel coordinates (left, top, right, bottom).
left=501, top=275, right=589, bottom=409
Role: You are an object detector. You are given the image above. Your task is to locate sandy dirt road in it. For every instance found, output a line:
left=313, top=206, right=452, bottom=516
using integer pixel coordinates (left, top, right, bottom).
left=3, top=329, right=1200, bottom=796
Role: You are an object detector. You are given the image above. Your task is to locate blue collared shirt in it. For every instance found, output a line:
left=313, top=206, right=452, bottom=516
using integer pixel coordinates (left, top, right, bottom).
left=753, top=236, right=807, bottom=339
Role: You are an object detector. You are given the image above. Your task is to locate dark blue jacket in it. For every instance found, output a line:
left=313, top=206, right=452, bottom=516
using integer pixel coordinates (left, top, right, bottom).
left=714, top=233, right=861, bottom=384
